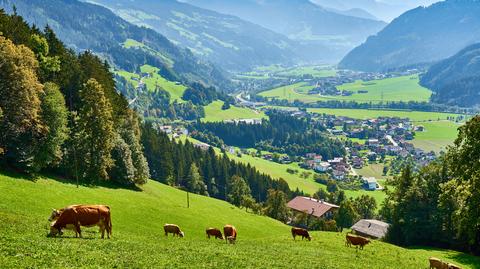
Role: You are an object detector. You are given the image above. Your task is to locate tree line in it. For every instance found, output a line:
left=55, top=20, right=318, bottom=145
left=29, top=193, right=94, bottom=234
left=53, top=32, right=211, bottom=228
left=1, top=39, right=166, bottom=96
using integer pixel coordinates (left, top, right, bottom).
left=190, top=110, right=345, bottom=160
left=380, top=116, right=480, bottom=255
left=141, top=123, right=302, bottom=204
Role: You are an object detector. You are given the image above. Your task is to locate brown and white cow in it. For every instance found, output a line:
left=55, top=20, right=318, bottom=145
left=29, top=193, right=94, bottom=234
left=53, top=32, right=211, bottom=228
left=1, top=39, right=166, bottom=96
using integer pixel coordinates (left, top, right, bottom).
left=345, top=233, right=370, bottom=250
left=164, top=224, right=184, bottom=237
left=429, top=257, right=449, bottom=269
left=291, top=227, right=311, bottom=241
left=49, top=205, right=112, bottom=239
left=206, top=228, right=223, bottom=239
left=223, top=225, right=237, bottom=244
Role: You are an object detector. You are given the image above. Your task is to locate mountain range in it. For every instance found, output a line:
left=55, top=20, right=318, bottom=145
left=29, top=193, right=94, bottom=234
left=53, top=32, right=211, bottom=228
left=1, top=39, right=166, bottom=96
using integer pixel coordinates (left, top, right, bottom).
left=339, top=0, right=480, bottom=72
left=421, top=42, right=480, bottom=107
left=311, top=0, right=439, bottom=22
left=86, top=0, right=301, bottom=71
left=0, top=0, right=230, bottom=89
left=183, top=0, right=387, bottom=64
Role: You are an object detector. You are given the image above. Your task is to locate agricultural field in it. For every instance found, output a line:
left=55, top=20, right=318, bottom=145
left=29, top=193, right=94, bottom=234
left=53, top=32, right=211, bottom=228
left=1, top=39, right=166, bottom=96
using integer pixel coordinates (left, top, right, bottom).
left=306, top=108, right=462, bottom=122
left=115, top=64, right=187, bottom=102
left=238, top=65, right=336, bottom=80
left=202, top=101, right=266, bottom=122
left=1, top=173, right=478, bottom=268
left=276, top=66, right=337, bottom=78
left=412, top=121, right=461, bottom=153
left=259, top=75, right=432, bottom=104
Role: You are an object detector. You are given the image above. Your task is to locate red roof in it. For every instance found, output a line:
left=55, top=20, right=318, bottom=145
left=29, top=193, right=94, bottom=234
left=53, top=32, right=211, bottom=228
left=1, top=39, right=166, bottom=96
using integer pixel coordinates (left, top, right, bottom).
left=287, top=196, right=339, bottom=218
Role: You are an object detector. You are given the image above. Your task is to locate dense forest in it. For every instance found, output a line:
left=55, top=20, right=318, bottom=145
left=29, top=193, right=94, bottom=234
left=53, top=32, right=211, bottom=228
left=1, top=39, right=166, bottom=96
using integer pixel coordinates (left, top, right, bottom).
left=381, top=116, right=480, bottom=254
left=190, top=110, right=345, bottom=159
left=141, top=124, right=300, bottom=204
left=421, top=42, right=480, bottom=107
left=0, top=9, right=150, bottom=185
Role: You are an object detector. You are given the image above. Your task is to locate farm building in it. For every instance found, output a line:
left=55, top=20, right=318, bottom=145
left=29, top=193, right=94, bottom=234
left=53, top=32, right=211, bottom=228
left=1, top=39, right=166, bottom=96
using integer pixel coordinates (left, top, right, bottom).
left=351, top=219, right=390, bottom=239
left=363, top=177, right=378, bottom=191
left=287, top=196, right=339, bottom=219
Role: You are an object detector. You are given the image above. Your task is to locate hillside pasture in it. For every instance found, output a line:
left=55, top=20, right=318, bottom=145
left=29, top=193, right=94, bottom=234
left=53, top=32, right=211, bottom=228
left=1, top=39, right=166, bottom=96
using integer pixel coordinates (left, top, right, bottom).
left=1, top=173, right=479, bottom=268
left=202, top=101, right=266, bottom=122
left=115, top=64, right=187, bottom=102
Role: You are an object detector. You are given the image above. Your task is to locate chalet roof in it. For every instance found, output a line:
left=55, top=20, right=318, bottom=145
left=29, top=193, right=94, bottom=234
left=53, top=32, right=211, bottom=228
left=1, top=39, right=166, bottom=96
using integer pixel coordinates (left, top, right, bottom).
left=287, top=196, right=339, bottom=218
left=351, top=219, right=390, bottom=239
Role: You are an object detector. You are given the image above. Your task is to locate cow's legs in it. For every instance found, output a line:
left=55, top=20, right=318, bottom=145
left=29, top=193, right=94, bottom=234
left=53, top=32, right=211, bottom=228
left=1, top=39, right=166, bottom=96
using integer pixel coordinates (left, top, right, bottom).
left=75, top=223, right=82, bottom=238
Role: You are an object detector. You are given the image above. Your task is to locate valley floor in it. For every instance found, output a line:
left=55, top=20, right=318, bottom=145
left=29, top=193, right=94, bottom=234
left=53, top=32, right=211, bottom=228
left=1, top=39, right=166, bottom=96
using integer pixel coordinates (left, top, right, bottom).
left=1, top=172, right=478, bottom=268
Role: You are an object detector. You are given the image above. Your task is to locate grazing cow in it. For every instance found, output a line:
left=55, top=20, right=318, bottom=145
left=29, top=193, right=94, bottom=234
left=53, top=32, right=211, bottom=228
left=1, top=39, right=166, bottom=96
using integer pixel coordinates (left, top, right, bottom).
left=223, top=225, right=237, bottom=244
left=429, top=257, right=449, bottom=269
left=206, top=228, right=223, bottom=239
left=48, top=205, right=111, bottom=236
left=227, top=236, right=236, bottom=244
left=291, top=227, right=311, bottom=241
left=448, top=263, right=462, bottom=269
left=49, top=205, right=112, bottom=239
left=164, top=224, right=184, bottom=237
left=345, top=233, right=370, bottom=250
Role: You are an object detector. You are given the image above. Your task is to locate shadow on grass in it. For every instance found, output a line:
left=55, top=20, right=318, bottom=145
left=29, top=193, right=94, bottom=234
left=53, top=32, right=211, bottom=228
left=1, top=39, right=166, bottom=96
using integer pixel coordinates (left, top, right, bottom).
left=0, top=167, right=142, bottom=192
left=410, top=246, right=480, bottom=269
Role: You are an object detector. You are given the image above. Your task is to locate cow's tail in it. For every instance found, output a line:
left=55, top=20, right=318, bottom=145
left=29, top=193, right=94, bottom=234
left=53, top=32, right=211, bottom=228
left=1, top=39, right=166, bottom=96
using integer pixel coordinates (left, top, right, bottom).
left=105, top=210, right=112, bottom=237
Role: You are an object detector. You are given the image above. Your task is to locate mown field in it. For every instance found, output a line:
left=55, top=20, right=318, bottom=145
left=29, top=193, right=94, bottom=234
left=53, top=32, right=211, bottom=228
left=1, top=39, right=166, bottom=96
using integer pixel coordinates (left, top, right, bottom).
left=411, top=121, right=461, bottom=153
left=259, top=75, right=432, bottom=103
left=1, top=173, right=479, bottom=268
left=202, top=101, right=267, bottom=122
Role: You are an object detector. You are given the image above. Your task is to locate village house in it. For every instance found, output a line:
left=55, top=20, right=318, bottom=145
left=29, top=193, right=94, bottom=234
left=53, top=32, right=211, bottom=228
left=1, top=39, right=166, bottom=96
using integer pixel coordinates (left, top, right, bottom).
left=193, top=142, right=211, bottom=151
left=363, top=177, right=378, bottom=191
left=287, top=196, right=339, bottom=219
left=314, top=162, right=330, bottom=172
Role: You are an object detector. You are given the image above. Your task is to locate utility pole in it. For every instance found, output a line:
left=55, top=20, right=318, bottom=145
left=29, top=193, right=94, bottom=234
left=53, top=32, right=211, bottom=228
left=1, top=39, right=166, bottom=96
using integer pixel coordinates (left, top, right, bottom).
left=187, top=191, right=190, bottom=208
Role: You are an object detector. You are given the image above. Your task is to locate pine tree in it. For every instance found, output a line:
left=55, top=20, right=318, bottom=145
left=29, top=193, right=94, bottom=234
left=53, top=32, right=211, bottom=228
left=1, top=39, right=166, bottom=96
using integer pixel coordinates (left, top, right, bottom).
left=76, top=78, right=115, bottom=182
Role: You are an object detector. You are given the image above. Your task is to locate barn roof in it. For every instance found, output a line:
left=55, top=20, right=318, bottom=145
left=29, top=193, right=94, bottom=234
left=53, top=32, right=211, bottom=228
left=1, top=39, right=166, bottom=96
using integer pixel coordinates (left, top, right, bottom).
left=351, top=219, right=390, bottom=239
left=287, top=196, right=339, bottom=218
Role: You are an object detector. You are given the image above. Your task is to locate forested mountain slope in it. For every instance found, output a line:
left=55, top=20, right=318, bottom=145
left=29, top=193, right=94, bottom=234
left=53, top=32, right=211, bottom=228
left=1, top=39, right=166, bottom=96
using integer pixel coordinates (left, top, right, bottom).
left=339, top=0, right=480, bottom=72
left=0, top=0, right=230, bottom=89
left=421, top=43, right=480, bottom=107
left=88, top=0, right=300, bottom=71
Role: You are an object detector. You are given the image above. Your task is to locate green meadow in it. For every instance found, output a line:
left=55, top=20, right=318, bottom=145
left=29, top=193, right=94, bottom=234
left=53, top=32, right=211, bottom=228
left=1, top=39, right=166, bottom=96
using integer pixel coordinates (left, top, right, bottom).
left=202, top=101, right=267, bottom=122
left=259, top=75, right=432, bottom=104
left=115, top=64, right=187, bottom=102
left=306, top=108, right=461, bottom=122
left=1, top=172, right=478, bottom=268
left=412, top=121, right=461, bottom=153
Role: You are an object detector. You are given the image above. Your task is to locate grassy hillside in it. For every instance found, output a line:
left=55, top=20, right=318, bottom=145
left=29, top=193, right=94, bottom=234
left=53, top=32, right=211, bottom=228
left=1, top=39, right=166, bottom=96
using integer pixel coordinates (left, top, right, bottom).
left=1, top=173, right=479, bottom=268
left=115, top=64, right=187, bottom=102
left=259, top=75, right=431, bottom=103
left=202, top=101, right=267, bottom=122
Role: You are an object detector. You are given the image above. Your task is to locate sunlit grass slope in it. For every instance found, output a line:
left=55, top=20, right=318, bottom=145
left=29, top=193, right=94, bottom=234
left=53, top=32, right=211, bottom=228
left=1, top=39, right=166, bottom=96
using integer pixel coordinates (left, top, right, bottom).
left=0, top=173, right=478, bottom=268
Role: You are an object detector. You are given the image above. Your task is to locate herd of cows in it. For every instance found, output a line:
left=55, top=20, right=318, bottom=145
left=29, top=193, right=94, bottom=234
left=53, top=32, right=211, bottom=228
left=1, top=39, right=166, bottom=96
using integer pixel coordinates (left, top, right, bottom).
left=46, top=205, right=463, bottom=268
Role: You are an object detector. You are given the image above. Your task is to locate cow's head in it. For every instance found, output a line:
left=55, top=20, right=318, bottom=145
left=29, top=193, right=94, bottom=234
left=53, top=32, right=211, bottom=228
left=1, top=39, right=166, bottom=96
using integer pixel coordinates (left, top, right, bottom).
left=47, top=223, right=62, bottom=237
left=179, top=231, right=185, bottom=238
left=48, top=208, right=61, bottom=222
left=307, top=235, right=312, bottom=241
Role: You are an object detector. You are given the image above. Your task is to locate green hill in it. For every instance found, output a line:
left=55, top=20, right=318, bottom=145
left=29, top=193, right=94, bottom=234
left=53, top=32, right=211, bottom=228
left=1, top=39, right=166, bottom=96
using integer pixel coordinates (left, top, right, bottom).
left=1, top=172, right=478, bottom=268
